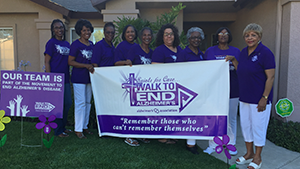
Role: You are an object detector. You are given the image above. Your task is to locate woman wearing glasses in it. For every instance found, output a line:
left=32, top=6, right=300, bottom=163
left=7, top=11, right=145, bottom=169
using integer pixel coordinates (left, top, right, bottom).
left=177, top=27, right=205, bottom=62
left=44, top=19, right=72, bottom=138
left=152, top=23, right=182, bottom=144
left=152, top=23, right=182, bottom=64
left=203, top=27, right=240, bottom=155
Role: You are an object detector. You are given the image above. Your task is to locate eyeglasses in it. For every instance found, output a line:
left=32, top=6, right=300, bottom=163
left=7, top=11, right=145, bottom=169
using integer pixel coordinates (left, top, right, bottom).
left=164, top=32, right=174, bottom=37
left=218, top=32, right=229, bottom=36
left=54, top=26, right=64, bottom=30
left=190, top=36, right=201, bottom=40
left=105, top=31, right=115, bottom=35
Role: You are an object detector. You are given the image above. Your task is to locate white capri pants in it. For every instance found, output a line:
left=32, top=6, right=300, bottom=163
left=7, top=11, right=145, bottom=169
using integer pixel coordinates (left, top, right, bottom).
left=239, top=101, right=271, bottom=147
left=73, top=83, right=92, bottom=132
left=187, top=98, right=239, bottom=146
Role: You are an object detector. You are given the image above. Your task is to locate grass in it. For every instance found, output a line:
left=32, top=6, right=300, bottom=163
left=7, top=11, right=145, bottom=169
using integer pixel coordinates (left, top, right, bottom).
left=0, top=120, right=228, bottom=169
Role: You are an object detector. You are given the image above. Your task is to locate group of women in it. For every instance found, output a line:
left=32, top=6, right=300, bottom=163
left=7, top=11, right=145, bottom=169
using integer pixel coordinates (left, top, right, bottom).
left=45, top=18, right=275, bottom=169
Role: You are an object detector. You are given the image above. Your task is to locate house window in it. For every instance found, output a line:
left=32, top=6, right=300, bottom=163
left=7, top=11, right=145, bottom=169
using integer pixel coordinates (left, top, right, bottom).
left=70, top=28, right=104, bottom=44
left=0, top=28, right=14, bottom=70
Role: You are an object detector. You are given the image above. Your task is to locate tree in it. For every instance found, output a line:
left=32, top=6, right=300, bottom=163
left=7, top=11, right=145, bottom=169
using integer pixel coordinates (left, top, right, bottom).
left=113, top=3, right=187, bottom=49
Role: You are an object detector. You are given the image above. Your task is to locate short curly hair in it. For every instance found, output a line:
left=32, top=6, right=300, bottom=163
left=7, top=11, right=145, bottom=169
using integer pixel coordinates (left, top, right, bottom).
left=155, top=23, right=180, bottom=47
left=215, top=27, right=233, bottom=44
left=75, top=19, right=94, bottom=36
left=121, top=25, right=138, bottom=41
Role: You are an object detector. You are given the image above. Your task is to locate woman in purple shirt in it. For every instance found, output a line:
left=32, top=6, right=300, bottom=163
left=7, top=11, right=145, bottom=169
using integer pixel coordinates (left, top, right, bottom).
left=152, top=23, right=182, bottom=64
left=114, top=25, right=139, bottom=146
left=127, top=27, right=153, bottom=65
left=44, top=19, right=72, bottom=137
left=203, top=27, right=240, bottom=156
left=176, top=27, right=205, bottom=154
left=68, top=19, right=95, bottom=139
left=226, top=23, right=275, bottom=169
left=114, top=25, right=138, bottom=66
left=177, top=27, right=205, bottom=63
left=91, top=22, right=115, bottom=67
left=152, top=23, right=181, bottom=144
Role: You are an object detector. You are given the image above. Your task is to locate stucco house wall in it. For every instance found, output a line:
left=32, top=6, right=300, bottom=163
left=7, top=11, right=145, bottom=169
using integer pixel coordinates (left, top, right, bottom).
left=0, top=0, right=64, bottom=72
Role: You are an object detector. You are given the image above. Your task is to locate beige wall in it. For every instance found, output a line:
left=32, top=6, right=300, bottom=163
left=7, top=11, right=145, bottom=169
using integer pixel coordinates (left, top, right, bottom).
left=228, top=0, right=277, bottom=51
left=0, top=0, right=64, bottom=72
left=0, top=13, right=39, bottom=72
left=228, top=0, right=282, bottom=118
left=279, top=1, right=300, bottom=122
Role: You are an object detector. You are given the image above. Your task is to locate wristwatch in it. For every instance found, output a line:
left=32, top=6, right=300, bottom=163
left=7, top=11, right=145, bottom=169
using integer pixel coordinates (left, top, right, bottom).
left=262, top=95, right=268, bottom=100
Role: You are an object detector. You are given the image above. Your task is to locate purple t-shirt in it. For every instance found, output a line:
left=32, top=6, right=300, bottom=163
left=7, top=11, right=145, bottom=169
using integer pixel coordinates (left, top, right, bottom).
left=44, top=38, right=70, bottom=83
left=127, top=44, right=152, bottom=65
left=176, top=46, right=204, bottom=62
left=152, top=45, right=182, bottom=63
left=69, top=39, right=93, bottom=84
left=114, top=41, right=136, bottom=63
left=91, top=39, right=115, bottom=67
left=204, top=45, right=240, bottom=98
left=237, top=42, right=275, bottom=104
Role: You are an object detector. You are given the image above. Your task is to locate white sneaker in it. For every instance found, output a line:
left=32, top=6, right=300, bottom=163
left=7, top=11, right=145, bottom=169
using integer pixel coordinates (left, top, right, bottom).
left=229, top=150, right=238, bottom=156
left=203, top=147, right=215, bottom=155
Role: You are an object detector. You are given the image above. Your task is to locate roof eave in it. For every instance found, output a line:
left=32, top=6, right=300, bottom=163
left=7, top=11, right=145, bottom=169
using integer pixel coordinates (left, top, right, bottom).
left=91, top=0, right=109, bottom=11
left=30, top=0, right=70, bottom=16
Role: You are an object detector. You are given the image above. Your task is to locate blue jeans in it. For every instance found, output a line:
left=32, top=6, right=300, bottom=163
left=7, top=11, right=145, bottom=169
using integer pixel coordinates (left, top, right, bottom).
left=54, top=83, right=72, bottom=136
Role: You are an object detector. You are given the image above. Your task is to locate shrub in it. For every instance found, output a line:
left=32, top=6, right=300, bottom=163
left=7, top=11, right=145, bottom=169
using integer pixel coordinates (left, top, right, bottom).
left=113, top=3, right=187, bottom=49
left=267, top=117, right=300, bottom=152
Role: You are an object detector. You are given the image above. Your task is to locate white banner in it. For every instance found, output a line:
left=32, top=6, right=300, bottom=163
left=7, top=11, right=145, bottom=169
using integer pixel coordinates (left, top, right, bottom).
left=90, top=60, right=229, bottom=139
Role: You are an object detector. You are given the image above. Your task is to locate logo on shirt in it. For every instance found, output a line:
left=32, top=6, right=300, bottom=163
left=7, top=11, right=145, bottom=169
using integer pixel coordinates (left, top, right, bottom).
left=252, top=55, right=258, bottom=62
left=199, top=54, right=203, bottom=60
left=171, top=55, right=177, bottom=62
left=121, top=73, right=198, bottom=113
left=55, top=44, right=70, bottom=55
left=215, top=55, right=226, bottom=60
left=80, top=50, right=93, bottom=60
left=139, top=55, right=151, bottom=64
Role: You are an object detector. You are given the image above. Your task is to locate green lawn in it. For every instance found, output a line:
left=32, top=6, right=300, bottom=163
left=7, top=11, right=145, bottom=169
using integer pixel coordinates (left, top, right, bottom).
left=1, top=120, right=228, bottom=169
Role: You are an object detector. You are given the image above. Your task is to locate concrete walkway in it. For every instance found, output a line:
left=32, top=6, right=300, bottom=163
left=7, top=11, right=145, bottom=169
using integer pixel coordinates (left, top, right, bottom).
left=196, top=118, right=300, bottom=169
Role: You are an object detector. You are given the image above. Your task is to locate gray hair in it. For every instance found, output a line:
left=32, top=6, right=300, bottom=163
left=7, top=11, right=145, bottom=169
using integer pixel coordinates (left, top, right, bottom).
left=187, top=27, right=205, bottom=40
left=243, top=23, right=263, bottom=38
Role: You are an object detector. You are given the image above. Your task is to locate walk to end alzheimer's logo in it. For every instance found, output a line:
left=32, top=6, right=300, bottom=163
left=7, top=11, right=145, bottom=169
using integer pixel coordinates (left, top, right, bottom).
left=120, top=72, right=198, bottom=113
